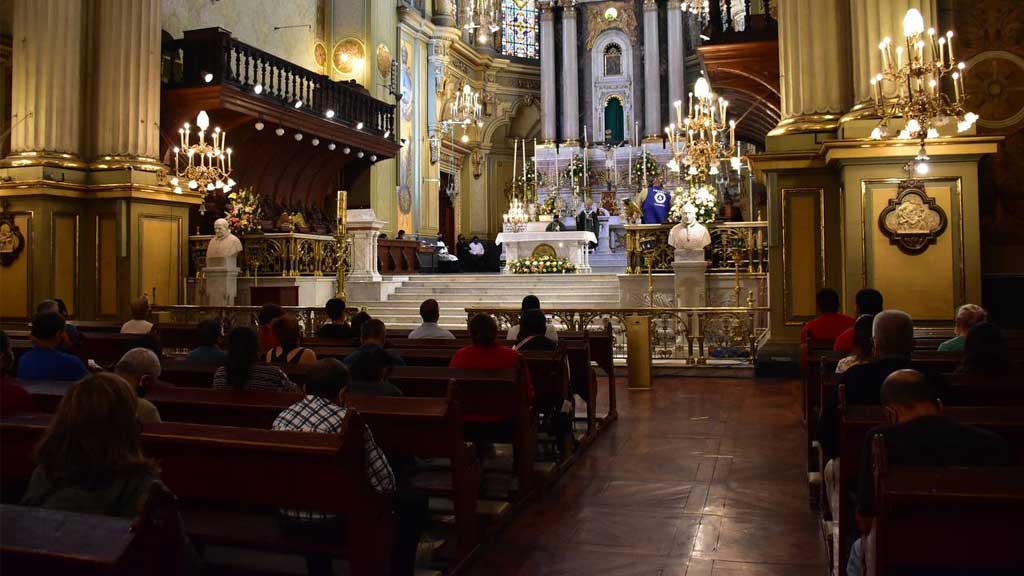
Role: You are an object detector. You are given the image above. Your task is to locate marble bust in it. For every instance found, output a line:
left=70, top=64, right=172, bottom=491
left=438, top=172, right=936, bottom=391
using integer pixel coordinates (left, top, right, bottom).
left=206, top=218, right=243, bottom=269
left=669, top=202, right=711, bottom=259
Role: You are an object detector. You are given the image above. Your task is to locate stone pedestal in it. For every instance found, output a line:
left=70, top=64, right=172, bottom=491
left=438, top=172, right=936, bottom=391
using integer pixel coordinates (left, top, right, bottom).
left=204, top=267, right=240, bottom=306
left=673, top=250, right=709, bottom=307
left=597, top=215, right=611, bottom=254
left=348, top=209, right=384, bottom=282
left=617, top=274, right=675, bottom=307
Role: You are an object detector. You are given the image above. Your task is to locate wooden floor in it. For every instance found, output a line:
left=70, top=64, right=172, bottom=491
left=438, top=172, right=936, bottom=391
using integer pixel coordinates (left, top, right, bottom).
left=466, top=377, right=828, bottom=576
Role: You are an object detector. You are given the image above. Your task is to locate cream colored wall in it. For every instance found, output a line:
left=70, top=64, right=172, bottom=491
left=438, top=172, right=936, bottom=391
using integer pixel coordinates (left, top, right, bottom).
left=161, top=0, right=320, bottom=72
left=368, top=0, right=398, bottom=235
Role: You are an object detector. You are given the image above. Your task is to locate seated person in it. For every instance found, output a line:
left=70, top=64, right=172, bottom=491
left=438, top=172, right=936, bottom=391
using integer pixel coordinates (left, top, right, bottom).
left=348, top=346, right=404, bottom=397
left=435, top=234, right=460, bottom=273
left=37, top=299, right=82, bottom=349
left=507, top=295, right=559, bottom=341
left=0, top=330, right=34, bottom=417
left=120, top=296, right=154, bottom=335
left=114, top=348, right=163, bottom=423
left=545, top=214, right=566, bottom=232
left=408, top=299, right=455, bottom=340
left=265, top=315, right=317, bottom=366
left=316, top=298, right=353, bottom=340
left=466, top=236, right=486, bottom=271
left=213, top=327, right=296, bottom=392
left=835, top=315, right=874, bottom=375
left=800, top=288, right=853, bottom=367
left=717, top=195, right=743, bottom=222
left=833, top=289, right=883, bottom=353
left=847, top=369, right=1009, bottom=576
left=185, top=318, right=227, bottom=364
left=349, top=311, right=372, bottom=348
left=514, top=308, right=558, bottom=352
left=257, top=302, right=284, bottom=353
left=343, top=319, right=406, bottom=368
left=273, top=359, right=426, bottom=576
left=22, top=372, right=165, bottom=516
left=939, top=303, right=987, bottom=351
left=451, top=313, right=533, bottom=410
left=959, top=321, right=1011, bottom=385
left=396, top=229, right=406, bottom=240
left=17, top=312, right=89, bottom=381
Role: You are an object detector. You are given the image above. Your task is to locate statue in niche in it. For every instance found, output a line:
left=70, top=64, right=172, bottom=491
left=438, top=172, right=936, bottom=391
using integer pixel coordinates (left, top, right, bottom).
left=669, top=202, right=711, bottom=259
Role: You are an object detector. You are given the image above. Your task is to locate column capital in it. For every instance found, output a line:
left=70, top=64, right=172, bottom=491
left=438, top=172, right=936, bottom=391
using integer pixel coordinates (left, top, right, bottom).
left=644, top=0, right=659, bottom=10
left=559, top=0, right=577, bottom=12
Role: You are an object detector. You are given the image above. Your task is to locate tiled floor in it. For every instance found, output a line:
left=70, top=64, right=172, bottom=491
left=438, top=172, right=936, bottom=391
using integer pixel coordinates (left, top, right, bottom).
left=466, top=377, right=827, bottom=576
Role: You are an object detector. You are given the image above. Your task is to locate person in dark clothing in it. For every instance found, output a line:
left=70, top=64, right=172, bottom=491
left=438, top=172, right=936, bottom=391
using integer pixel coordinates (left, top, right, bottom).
left=343, top=319, right=406, bottom=373
left=960, top=321, right=1012, bottom=385
left=846, top=369, right=1009, bottom=576
left=186, top=319, right=227, bottom=364
left=349, top=311, right=372, bottom=347
left=347, top=345, right=404, bottom=397
left=17, top=312, right=89, bottom=381
left=257, top=303, right=285, bottom=353
left=514, top=308, right=558, bottom=352
left=265, top=315, right=317, bottom=366
left=545, top=214, right=566, bottom=232
left=833, top=289, right=883, bottom=353
left=317, top=298, right=353, bottom=340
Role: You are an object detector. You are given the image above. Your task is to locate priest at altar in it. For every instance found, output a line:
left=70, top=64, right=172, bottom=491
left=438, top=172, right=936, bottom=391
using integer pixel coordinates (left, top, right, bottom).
left=494, top=230, right=597, bottom=274
left=576, top=200, right=600, bottom=251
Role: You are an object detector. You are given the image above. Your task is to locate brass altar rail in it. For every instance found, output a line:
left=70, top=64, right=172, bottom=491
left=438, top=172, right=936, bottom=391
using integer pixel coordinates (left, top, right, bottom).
left=466, top=306, right=770, bottom=365
left=625, top=221, right=768, bottom=274
left=189, top=233, right=341, bottom=278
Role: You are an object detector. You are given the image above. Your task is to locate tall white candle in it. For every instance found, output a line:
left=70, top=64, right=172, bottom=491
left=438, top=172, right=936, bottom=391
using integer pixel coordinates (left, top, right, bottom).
left=512, top=139, right=518, bottom=194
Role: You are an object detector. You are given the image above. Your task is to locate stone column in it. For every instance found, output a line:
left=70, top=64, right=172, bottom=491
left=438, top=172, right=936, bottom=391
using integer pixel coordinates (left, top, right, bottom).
left=666, top=0, right=686, bottom=113
left=673, top=251, right=708, bottom=307
left=643, top=0, right=662, bottom=138
left=91, top=0, right=162, bottom=163
left=8, top=0, right=83, bottom=158
left=774, top=0, right=851, bottom=133
left=540, top=1, right=557, bottom=142
left=560, top=0, right=579, bottom=143
left=432, top=0, right=456, bottom=28
left=848, top=0, right=937, bottom=108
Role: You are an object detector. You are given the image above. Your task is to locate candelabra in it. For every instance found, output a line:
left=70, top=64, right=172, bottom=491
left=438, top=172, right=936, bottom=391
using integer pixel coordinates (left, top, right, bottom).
left=869, top=8, right=978, bottom=175
left=439, top=83, right=483, bottom=144
left=171, top=110, right=236, bottom=195
left=664, top=77, right=738, bottom=188
left=503, top=197, right=530, bottom=232
left=463, top=0, right=501, bottom=45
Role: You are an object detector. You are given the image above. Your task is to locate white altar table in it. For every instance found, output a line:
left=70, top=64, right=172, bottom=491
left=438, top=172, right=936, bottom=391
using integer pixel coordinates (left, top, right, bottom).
left=494, top=231, right=597, bottom=274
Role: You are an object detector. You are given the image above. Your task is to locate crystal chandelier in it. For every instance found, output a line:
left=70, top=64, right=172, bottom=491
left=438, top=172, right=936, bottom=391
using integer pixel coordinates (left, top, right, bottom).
left=464, top=0, right=501, bottom=45
left=869, top=9, right=978, bottom=175
left=664, top=77, right=739, bottom=187
left=503, top=197, right=529, bottom=232
left=440, top=83, right=483, bottom=143
left=171, top=110, right=235, bottom=195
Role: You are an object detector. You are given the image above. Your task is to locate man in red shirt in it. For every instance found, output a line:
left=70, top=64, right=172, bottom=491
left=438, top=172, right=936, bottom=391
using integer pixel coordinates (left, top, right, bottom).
left=833, top=289, right=883, bottom=353
left=800, top=288, right=854, bottom=368
left=450, top=313, right=533, bottom=413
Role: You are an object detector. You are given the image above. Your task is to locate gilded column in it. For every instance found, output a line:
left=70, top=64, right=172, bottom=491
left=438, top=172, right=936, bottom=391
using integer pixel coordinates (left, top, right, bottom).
left=643, top=0, right=661, bottom=138
left=560, top=0, right=579, bottom=143
left=847, top=0, right=936, bottom=112
left=91, top=0, right=162, bottom=164
left=8, top=0, right=83, bottom=159
left=540, top=1, right=557, bottom=142
left=667, top=0, right=686, bottom=113
left=433, top=0, right=457, bottom=28
left=772, top=0, right=852, bottom=134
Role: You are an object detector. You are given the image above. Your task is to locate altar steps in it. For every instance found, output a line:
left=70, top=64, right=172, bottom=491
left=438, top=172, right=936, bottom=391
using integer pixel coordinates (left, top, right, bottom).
left=354, top=273, right=621, bottom=330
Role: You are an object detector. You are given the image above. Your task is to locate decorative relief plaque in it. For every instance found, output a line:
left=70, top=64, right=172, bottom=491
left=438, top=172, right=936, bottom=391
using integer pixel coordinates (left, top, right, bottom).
left=878, top=180, right=947, bottom=255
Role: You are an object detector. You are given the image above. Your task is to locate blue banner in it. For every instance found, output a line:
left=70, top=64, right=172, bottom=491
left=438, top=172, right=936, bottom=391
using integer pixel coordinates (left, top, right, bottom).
left=641, top=186, right=670, bottom=224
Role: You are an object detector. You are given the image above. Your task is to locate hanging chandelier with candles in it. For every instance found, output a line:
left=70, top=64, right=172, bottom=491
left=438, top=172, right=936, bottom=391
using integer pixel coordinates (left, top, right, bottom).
left=463, top=0, right=501, bottom=45
left=171, top=110, right=235, bottom=195
left=868, top=8, right=978, bottom=175
left=439, top=83, right=483, bottom=143
left=664, top=77, right=739, bottom=187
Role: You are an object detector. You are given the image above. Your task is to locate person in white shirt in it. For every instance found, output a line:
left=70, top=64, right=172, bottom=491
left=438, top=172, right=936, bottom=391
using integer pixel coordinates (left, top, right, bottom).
left=506, top=295, right=559, bottom=341
left=408, top=299, right=456, bottom=340
left=467, top=236, right=486, bottom=272
left=120, top=296, right=154, bottom=335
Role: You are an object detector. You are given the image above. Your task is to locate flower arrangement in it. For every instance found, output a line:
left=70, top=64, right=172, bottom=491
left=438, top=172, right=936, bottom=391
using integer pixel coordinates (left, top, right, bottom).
left=668, top=185, right=717, bottom=224
left=629, top=150, right=660, bottom=188
left=507, top=255, right=577, bottom=274
left=537, top=192, right=564, bottom=216
left=225, top=187, right=262, bottom=233
left=562, top=155, right=588, bottom=186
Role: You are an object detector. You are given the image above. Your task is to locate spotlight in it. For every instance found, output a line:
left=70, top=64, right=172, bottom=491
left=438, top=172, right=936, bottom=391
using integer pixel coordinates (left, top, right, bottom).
left=370, top=155, right=377, bottom=162
left=343, top=147, right=351, bottom=154
left=325, top=109, right=335, bottom=119
left=294, top=100, right=303, bottom=109
left=294, top=133, right=304, bottom=141
left=328, top=142, right=336, bottom=151
left=254, top=121, right=265, bottom=131
left=254, top=84, right=264, bottom=95
left=311, top=138, right=320, bottom=146
left=203, top=72, right=213, bottom=83
left=356, top=122, right=364, bottom=130
left=357, top=151, right=364, bottom=158
left=275, top=127, right=285, bottom=136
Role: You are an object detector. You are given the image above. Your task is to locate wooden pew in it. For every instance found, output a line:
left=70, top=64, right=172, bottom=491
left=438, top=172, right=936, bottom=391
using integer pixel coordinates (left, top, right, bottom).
left=865, top=436, right=1024, bottom=576
left=835, top=403, right=1024, bottom=572
left=0, top=413, right=395, bottom=576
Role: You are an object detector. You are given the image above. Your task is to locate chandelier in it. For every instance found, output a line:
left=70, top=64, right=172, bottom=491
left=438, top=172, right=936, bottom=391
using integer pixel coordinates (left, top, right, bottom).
left=503, top=197, right=529, bottom=232
left=869, top=8, right=978, bottom=175
left=171, top=110, right=235, bottom=195
left=464, top=0, right=501, bottom=45
left=440, top=83, right=483, bottom=143
left=664, top=77, right=739, bottom=187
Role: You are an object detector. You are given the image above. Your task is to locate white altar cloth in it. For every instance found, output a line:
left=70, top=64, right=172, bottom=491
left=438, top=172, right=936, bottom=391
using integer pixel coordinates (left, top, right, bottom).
left=494, top=231, right=597, bottom=274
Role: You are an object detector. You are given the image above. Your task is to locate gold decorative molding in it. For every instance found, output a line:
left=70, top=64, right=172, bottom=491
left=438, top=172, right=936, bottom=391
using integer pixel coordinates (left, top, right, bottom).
left=584, top=2, right=638, bottom=50
left=767, top=114, right=842, bottom=137
left=822, top=136, right=1003, bottom=165
left=878, top=180, right=948, bottom=255
left=781, top=187, right=824, bottom=326
left=376, top=43, right=393, bottom=79
left=332, top=37, right=365, bottom=76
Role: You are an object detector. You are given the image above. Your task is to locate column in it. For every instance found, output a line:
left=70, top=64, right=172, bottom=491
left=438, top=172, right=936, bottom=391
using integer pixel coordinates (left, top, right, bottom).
left=560, top=0, right=579, bottom=143
left=432, top=0, right=456, bottom=28
left=666, top=0, right=686, bottom=113
left=775, top=0, right=851, bottom=130
left=849, top=0, right=937, bottom=107
left=91, top=0, right=162, bottom=162
left=540, top=1, right=557, bottom=142
left=643, top=0, right=661, bottom=138
left=8, top=0, right=83, bottom=158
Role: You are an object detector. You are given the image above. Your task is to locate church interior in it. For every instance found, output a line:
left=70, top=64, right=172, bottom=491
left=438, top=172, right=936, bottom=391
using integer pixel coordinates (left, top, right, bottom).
left=1, top=0, right=1023, bottom=575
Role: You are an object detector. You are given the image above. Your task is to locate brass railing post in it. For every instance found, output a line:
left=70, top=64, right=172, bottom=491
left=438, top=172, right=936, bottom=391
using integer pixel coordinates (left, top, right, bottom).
left=336, top=190, right=348, bottom=301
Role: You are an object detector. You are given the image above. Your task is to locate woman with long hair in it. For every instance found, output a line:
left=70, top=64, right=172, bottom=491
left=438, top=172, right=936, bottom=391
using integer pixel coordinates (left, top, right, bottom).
left=836, top=315, right=874, bottom=374
left=264, top=315, right=317, bottom=366
left=213, top=327, right=296, bottom=392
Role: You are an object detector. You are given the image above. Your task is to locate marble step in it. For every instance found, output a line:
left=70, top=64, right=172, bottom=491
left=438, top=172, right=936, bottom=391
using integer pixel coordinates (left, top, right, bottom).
left=361, top=301, right=619, bottom=313
left=390, top=287, right=621, bottom=298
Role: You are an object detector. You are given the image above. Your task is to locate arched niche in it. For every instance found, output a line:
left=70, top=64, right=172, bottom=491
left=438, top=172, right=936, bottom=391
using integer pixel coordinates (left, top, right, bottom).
left=590, top=29, right=633, bottom=144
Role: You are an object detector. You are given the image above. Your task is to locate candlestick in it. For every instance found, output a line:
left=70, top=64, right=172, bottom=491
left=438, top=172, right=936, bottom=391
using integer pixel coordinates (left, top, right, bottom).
left=952, top=72, right=961, bottom=100
left=938, top=37, right=947, bottom=67
left=946, top=31, right=954, bottom=63
left=512, top=139, right=518, bottom=196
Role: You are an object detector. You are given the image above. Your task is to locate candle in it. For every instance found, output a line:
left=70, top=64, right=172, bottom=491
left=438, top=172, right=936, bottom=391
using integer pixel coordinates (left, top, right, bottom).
left=555, top=148, right=560, bottom=188
left=674, top=100, right=683, bottom=125
left=174, top=149, right=179, bottom=173
left=938, top=37, right=947, bottom=67
left=946, top=31, right=954, bottom=63
left=952, top=72, right=960, bottom=100
left=512, top=139, right=518, bottom=193
left=627, top=141, right=632, bottom=186
left=896, top=45, right=903, bottom=70
left=688, top=92, right=694, bottom=117
left=227, top=148, right=232, bottom=172
left=879, top=41, right=888, bottom=70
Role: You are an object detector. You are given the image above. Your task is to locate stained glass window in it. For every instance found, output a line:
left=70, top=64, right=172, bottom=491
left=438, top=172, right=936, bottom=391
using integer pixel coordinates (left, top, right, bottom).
left=500, top=0, right=539, bottom=60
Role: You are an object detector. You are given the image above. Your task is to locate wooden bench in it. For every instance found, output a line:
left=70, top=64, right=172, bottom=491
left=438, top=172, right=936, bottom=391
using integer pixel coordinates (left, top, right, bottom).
left=865, top=435, right=1024, bottom=576
left=0, top=413, right=395, bottom=576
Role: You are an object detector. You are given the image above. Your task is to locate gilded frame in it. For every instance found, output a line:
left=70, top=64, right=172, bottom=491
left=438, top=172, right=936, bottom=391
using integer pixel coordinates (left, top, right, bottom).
left=49, top=211, right=80, bottom=316
left=781, top=187, right=825, bottom=326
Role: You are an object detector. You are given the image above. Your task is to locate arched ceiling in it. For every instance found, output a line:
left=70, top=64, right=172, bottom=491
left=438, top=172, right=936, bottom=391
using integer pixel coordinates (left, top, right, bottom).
left=697, top=40, right=781, bottom=148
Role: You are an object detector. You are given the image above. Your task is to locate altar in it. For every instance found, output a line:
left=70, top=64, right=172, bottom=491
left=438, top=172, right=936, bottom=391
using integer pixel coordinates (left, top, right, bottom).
left=494, top=231, right=597, bottom=274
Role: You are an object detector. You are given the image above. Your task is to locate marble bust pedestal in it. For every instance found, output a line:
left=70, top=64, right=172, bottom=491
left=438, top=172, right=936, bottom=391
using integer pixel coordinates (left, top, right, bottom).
left=673, top=248, right=708, bottom=307
left=203, top=254, right=240, bottom=306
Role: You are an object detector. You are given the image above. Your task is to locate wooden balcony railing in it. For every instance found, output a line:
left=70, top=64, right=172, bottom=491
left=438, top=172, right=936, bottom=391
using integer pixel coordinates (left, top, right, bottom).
left=164, top=28, right=395, bottom=138
left=702, top=0, right=777, bottom=44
